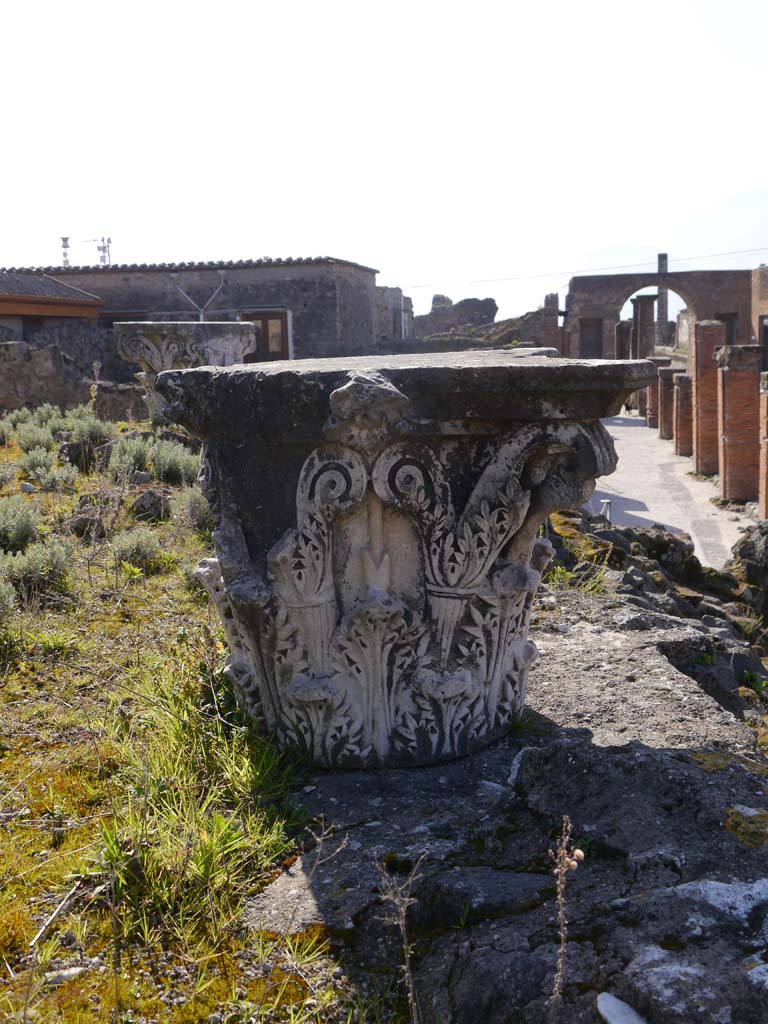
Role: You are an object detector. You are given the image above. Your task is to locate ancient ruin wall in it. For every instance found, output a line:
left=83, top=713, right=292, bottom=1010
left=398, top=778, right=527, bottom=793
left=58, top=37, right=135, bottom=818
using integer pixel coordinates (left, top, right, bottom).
left=566, top=269, right=754, bottom=357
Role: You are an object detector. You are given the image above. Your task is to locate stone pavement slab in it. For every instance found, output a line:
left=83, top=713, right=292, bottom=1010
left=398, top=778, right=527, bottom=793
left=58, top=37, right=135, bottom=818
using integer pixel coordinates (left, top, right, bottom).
left=590, top=413, right=754, bottom=568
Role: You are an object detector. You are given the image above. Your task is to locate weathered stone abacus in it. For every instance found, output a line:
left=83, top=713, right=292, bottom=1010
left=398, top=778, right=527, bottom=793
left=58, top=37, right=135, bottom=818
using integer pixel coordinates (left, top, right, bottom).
left=157, top=352, right=652, bottom=768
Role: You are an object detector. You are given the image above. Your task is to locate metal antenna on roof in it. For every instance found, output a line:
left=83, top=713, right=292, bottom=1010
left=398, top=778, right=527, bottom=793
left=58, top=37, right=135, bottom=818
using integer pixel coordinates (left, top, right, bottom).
left=97, top=237, right=112, bottom=266
left=80, top=236, right=112, bottom=266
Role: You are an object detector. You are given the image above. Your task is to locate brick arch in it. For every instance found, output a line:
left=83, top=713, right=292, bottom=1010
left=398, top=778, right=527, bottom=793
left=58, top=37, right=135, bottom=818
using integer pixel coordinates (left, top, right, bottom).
left=564, top=269, right=753, bottom=358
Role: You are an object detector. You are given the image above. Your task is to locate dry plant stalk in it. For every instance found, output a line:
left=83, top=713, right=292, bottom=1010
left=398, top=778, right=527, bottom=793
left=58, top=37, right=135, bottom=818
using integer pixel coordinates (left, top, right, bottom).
left=547, top=815, right=585, bottom=1024
left=378, top=855, right=424, bottom=1024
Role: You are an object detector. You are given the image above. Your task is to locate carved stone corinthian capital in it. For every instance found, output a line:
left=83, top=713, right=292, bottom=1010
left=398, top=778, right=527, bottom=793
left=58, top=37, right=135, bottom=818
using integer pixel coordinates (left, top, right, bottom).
left=157, top=351, right=653, bottom=768
left=115, top=321, right=257, bottom=420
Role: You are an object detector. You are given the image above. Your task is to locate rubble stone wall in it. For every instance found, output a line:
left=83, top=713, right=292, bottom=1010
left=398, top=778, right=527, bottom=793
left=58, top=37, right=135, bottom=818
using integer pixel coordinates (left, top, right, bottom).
left=24, top=322, right=131, bottom=382
left=413, top=295, right=498, bottom=337
left=0, top=342, right=91, bottom=412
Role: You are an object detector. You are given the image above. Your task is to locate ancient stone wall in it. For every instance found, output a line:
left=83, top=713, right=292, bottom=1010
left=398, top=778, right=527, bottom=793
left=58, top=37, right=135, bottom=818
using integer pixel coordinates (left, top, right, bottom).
left=399, top=294, right=559, bottom=354
left=413, top=294, right=498, bottom=338
left=375, top=286, right=413, bottom=345
left=0, top=342, right=91, bottom=412
left=565, top=269, right=753, bottom=357
left=24, top=322, right=131, bottom=382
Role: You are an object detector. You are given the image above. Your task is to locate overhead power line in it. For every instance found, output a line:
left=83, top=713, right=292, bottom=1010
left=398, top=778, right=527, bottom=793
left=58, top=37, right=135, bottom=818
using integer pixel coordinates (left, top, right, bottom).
left=404, top=244, right=768, bottom=290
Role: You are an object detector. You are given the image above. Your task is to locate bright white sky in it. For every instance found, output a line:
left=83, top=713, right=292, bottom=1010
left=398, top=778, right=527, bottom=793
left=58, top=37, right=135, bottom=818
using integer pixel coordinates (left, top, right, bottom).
left=2, top=0, right=767, bottom=318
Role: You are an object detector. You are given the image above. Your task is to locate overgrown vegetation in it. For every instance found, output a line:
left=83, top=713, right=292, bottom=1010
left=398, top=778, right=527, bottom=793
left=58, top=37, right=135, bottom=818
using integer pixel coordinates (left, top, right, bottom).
left=0, top=402, right=406, bottom=1023
left=151, top=438, right=200, bottom=485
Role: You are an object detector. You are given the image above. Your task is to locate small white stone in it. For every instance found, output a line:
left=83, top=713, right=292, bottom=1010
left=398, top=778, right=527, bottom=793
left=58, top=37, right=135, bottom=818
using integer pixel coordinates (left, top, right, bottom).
left=44, top=966, right=87, bottom=987
left=596, top=992, right=648, bottom=1023
left=477, top=781, right=506, bottom=798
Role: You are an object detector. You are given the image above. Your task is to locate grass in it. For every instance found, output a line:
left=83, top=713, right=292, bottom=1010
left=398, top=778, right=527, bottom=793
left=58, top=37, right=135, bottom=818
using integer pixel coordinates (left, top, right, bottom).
left=543, top=556, right=608, bottom=597
left=0, top=405, right=407, bottom=1024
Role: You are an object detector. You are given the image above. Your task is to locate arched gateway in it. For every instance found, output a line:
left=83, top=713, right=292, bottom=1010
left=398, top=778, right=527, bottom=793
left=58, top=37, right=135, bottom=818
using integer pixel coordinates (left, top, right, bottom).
left=564, top=269, right=753, bottom=358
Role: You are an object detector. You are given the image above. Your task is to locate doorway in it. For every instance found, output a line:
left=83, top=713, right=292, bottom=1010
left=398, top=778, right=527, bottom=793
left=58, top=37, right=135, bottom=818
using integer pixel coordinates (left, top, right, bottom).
left=240, top=311, right=290, bottom=361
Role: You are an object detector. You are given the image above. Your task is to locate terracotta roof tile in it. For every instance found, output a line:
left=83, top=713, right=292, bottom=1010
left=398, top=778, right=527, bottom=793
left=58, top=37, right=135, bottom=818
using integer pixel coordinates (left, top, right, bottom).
left=0, top=256, right=378, bottom=276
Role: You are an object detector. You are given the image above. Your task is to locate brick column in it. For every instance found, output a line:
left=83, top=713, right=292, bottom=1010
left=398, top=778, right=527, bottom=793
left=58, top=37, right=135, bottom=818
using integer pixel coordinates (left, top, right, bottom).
left=658, top=367, right=677, bottom=440
left=691, top=320, right=726, bottom=475
left=632, top=295, right=657, bottom=417
left=656, top=252, right=668, bottom=348
left=759, top=373, right=768, bottom=519
left=616, top=320, right=631, bottom=360
left=646, top=356, right=671, bottom=428
left=673, top=374, right=693, bottom=456
left=635, top=295, right=657, bottom=358
left=716, top=344, right=762, bottom=500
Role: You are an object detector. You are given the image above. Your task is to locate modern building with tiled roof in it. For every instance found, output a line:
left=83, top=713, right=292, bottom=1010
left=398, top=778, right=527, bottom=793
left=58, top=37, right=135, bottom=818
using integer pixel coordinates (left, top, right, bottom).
left=0, top=271, right=101, bottom=338
left=0, top=256, right=399, bottom=360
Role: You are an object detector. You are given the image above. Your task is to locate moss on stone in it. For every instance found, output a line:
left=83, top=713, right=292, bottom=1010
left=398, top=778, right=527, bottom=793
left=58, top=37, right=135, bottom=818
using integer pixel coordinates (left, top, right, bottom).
left=692, top=749, right=768, bottom=777
left=725, top=806, right=768, bottom=848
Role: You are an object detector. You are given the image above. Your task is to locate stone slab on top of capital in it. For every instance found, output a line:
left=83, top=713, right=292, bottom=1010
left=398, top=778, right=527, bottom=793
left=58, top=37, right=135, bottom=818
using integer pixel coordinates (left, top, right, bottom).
left=157, top=352, right=653, bottom=769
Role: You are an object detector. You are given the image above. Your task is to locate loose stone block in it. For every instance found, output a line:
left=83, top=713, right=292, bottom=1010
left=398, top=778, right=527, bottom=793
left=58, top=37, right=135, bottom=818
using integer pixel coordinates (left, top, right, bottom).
left=157, top=352, right=653, bottom=768
left=116, top=321, right=257, bottom=419
left=716, top=345, right=762, bottom=501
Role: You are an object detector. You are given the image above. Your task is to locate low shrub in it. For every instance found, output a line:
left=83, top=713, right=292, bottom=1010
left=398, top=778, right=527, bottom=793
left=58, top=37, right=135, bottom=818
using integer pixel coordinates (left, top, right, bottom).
left=20, top=447, right=56, bottom=478
left=32, top=403, right=62, bottom=426
left=0, top=495, right=39, bottom=552
left=151, top=439, right=199, bottom=486
left=0, top=421, right=13, bottom=445
left=176, top=485, right=213, bottom=532
left=108, top=436, right=151, bottom=480
left=0, top=538, right=71, bottom=604
left=0, top=578, right=17, bottom=622
left=15, top=423, right=56, bottom=452
left=111, top=527, right=166, bottom=574
left=0, top=465, right=17, bottom=489
left=28, top=463, right=79, bottom=492
left=70, top=414, right=116, bottom=449
left=7, top=409, right=32, bottom=428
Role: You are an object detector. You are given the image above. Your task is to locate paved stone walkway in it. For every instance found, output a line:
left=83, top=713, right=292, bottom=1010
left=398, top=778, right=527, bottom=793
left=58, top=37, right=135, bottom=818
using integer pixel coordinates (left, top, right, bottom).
left=589, top=413, right=754, bottom=569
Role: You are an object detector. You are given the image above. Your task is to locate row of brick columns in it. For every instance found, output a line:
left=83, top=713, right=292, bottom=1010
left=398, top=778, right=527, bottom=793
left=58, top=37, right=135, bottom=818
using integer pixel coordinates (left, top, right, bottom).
left=638, top=321, right=768, bottom=515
